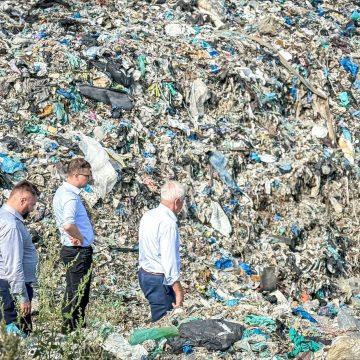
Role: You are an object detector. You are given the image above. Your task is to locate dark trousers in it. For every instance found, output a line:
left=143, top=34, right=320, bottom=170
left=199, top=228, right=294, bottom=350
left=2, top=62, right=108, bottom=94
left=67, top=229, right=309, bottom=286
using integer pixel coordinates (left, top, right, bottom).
left=0, top=279, right=33, bottom=334
left=138, top=268, right=175, bottom=322
left=60, top=246, right=93, bottom=334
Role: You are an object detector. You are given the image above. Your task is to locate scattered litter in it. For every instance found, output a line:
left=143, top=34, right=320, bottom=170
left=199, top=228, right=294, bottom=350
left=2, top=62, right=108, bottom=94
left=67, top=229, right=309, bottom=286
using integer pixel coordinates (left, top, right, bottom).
left=0, top=0, right=359, bottom=358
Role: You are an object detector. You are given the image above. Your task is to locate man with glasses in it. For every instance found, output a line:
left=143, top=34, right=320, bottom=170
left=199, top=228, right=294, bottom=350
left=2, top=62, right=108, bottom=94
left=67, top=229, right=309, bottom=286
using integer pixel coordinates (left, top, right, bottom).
left=0, top=180, right=40, bottom=334
left=138, top=180, right=187, bottom=322
left=52, top=158, right=94, bottom=334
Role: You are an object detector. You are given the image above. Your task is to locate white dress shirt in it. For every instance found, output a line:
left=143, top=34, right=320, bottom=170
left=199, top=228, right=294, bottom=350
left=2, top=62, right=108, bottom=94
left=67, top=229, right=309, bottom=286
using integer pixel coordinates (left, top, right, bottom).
left=139, top=204, right=180, bottom=285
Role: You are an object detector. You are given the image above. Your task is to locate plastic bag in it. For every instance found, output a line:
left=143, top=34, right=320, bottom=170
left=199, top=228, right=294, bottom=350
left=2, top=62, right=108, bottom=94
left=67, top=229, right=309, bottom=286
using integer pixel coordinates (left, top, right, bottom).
left=337, top=307, right=360, bottom=331
left=78, top=134, right=117, bottom=199
left=102, top=332, right=148, bottom=359
left=5, top=322, right=26, bottom=338
left=188, top=78, right=211, bottom=122
left=292, top=307, right=318, bottom=323
left=215, top=258, right=233, bottom=269
left=209, top=151, right=241, bottom=193
left=340, top=58, right=358, bottom=77
left=244, top=315, right=276, bottom=331
left=0, top=154, right=25, bottom=174
left=129, top=326, right=179, bottom=345
left=210, top=201, right=232, bottom=237
left=168, top=319, right=244, bottom=352
left=287, top=328, right=322, bottom=358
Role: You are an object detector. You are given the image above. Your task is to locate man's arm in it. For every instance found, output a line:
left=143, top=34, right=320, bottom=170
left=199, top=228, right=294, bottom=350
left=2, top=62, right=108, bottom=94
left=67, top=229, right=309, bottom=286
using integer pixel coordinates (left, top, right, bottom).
left=63, top=224, right=83, bottom=246
left=171, top=281, right=184, bottom=308
left=0, top=226, right=31, bottom=314
left=159, top=225, right=183, bottom=307
left=62, top=198, right=83, bottom=246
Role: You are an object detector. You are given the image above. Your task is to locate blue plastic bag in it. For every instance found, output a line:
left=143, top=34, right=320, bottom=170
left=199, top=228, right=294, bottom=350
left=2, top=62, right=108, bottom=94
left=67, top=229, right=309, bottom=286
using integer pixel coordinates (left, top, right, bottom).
left=250, top=152, right=261, bottom=162
left=340, top=58, right=358, bottom=77
left=284, top=16, right=295, bottom=26
left=292, top=307, right=318, bottom=323
left=291, top=77, right=297, bottom=99
left=352, top=9, right=359, bottom=21
left=242, top=328, right=270, bottom=340
left=0, top=154, right=25, bottom=174
left=6, top=323, right=26, bottom=338
left=209, top=151, right=242, bottom=193
left=182, top=344, right=193, bottom=354
left=278, top=162, right=293, bottom=174
left=273, top=213, right=282, bottom=221
left=224, top=299, right=240, bottom=306
left=291, top=224, right=301, bottom=238
left=206, top=288, right=224, bottom=301
left=341, top=127, right=352, bottom=142
left=215, top=258, right=233, bottom=269
left=239, top=262, right=253, bottom=275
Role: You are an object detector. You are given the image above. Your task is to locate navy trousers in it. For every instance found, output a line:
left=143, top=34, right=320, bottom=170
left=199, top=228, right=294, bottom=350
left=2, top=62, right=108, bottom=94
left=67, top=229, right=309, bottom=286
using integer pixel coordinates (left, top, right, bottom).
left=0, top=279, right=33, bottom=334
left=138, top=268, right=176, bottom=322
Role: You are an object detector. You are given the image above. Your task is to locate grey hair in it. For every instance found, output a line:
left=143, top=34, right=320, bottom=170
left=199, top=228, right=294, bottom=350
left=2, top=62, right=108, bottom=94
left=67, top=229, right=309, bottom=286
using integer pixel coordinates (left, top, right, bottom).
left=160, top=180, right=186, bottom=202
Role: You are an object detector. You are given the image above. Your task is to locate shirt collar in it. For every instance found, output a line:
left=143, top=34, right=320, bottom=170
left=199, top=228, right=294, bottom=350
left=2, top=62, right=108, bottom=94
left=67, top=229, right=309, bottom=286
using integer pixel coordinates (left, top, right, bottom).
left=2, top=204, right=24, bottom=222
left=63, top=181, right=82, bottom=195
left=158, top=203, right=177, bottom=222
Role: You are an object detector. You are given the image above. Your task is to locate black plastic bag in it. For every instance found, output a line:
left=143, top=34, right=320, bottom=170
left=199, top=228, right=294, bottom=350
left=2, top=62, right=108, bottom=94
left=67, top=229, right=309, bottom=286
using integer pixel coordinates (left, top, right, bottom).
left=168, top=319, right=244, bottom=352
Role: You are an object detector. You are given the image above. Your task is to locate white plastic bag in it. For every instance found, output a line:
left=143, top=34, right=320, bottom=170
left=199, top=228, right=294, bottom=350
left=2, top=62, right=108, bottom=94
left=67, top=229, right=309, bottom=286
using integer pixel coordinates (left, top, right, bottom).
left=210, top=201, right=232, bottom=237
left=78, top=133, right=117, bottom=199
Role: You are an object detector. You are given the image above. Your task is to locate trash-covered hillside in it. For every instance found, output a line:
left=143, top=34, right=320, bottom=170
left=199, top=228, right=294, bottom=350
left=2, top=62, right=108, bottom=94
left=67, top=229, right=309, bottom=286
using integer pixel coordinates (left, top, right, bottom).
left=0, top=0, right=359, bottom=358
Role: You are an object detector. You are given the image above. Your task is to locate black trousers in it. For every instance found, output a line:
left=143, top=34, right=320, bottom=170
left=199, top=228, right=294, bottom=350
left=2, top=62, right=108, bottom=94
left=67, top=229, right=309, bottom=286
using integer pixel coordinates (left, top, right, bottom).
left=60, top=246, right=93, bottom=334
left=0, top=279, right=33, bottom=334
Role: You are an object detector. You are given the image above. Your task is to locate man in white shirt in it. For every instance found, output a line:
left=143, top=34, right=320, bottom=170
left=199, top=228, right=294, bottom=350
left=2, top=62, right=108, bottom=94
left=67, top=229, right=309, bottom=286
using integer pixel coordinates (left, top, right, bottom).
left=138, top=180, right=187, bottom=322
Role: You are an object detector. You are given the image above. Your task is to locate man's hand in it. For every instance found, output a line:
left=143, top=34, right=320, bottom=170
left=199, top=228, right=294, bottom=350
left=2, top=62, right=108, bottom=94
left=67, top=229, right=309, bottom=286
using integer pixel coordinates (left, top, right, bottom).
left=172, top=281, right=184, bottom=308
left=20, top=301, right=31, bottom=315
left=64, top=224, right=84, bottom=246
left=69, top=236, right=83, bottom=246
left=172, top=302, right=183, bottom=309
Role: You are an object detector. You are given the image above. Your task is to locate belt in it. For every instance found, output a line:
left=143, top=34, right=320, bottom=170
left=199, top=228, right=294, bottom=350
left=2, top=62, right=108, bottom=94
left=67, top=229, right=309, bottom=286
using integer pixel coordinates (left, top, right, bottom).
left=140, top=268, right=164, bottom=276
left=62, top=245, right=92, bottom=249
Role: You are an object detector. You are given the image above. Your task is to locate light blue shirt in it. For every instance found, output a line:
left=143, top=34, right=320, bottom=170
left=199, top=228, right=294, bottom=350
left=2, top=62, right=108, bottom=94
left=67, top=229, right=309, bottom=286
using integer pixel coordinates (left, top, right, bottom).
left=0, top=204, right=38, bottom=303
left=138, top=204, right=180, bottom=285
left=53, top=182, right=94, bottom=247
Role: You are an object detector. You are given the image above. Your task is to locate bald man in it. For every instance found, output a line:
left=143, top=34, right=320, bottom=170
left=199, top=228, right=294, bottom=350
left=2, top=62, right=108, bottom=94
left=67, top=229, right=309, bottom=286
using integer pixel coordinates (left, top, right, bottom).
left=0, top=180, right=40, bottom=334
left=138, top=180, right=187, bottom=322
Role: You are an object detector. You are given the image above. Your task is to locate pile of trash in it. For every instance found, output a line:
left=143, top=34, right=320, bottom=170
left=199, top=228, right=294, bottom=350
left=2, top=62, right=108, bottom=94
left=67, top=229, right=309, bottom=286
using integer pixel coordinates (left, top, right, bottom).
left=0, top=0, right=359, bottom=358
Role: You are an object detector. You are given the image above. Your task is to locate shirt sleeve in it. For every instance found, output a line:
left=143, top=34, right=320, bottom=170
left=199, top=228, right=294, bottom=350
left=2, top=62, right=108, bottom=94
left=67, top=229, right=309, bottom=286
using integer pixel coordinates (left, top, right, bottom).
left=0, top=226, right=28, bottom=303
left=62, top=197, right=77, bottom=225
left=159, top=223, right=180, bottom=285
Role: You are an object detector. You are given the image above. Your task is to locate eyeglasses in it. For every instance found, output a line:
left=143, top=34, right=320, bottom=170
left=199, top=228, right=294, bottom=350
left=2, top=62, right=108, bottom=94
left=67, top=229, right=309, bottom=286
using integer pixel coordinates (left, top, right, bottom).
left=78, top=173, right=91, bottom=178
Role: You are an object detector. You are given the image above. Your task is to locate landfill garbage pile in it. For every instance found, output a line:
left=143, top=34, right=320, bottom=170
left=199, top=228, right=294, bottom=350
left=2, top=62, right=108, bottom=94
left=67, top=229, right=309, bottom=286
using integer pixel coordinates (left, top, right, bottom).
left=0, top=0, right=360, bottom=358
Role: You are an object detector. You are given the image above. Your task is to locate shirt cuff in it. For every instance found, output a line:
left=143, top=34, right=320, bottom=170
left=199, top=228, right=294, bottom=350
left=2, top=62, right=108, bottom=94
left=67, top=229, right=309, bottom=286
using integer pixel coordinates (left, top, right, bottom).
left=63, top=220, right=76, bottom=225
left=163, top=273, right=180, bottom=286
left=10, top=281, right=29, bottom=303
left=21, top=292, right=29, bottom=304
